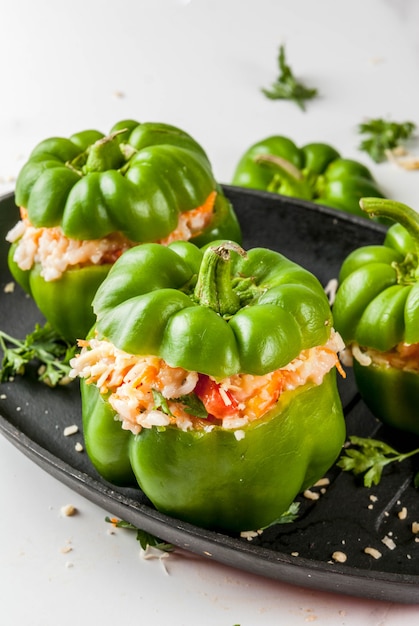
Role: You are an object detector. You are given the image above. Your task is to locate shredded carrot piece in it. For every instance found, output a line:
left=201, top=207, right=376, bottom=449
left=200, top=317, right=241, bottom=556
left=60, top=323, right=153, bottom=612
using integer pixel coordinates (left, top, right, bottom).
left=188, top=189, right=217, bottom=219
left=158, top=190, right=217, bottom=245
left=324, top=347, right=347, bottom=379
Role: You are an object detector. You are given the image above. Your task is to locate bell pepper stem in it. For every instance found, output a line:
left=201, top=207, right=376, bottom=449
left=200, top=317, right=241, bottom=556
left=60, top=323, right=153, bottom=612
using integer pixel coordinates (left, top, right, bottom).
left=194, top=242, right=246, bottom=316
left=83, top=129, right=128, bottom=173
left=254, top=153, right=312, bottom=199
left=360, top=197, right=419, bottom=255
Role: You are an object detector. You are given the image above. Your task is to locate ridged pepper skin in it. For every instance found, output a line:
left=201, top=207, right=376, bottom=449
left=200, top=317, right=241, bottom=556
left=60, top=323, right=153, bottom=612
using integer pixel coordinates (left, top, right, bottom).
left=77, top=240, right=345, bottom=532
left=81, top=369, right=344, bottom=531
left=7, top=251, right=111, bottom=343
left=352, top=361, right=419, bottom=435
left=333, top=198, right=419, bottom=436
left=231, top=136, right=385, bottom=218
left=81, top=377, right=135, bottom=486
left=8, top=120, right=241, bottom=341
left=15, top=119, right=225, bottom=241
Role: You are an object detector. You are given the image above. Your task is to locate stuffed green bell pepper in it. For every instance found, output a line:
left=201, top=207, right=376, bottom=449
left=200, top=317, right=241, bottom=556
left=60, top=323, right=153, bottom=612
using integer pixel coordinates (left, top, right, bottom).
left=70, top=239, right=346, bottom=532
left=232, top=135, right=385, bottom=218
left=333, top=197, right=419, bottom=436
left=6, top=120, right=241, bottom=341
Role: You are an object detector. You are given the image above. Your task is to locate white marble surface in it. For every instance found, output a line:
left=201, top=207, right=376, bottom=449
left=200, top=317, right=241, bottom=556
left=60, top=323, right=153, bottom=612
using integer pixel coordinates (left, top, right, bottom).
left=1, top=0, right=419, bottom=623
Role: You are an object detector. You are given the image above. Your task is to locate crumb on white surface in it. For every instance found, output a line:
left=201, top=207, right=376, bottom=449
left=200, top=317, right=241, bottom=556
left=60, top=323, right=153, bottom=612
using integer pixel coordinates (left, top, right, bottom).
left=60, top=504, right=77, bottom=517
left=141, top=545, right=170, bottom=560
left=140, top=545, right=170, bottom=575
left=0, top=174, right=16, bottom=184
left=385, top=147, right=419, bottom=170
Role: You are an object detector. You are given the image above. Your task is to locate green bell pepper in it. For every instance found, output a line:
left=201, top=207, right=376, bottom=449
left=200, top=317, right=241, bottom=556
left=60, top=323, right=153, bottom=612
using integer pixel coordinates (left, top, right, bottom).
left=7, top=120, right=241, bottom=341
left=333, top=197, right=419, bottom=436
left=71, top=240, right=345, bottom=532
left=232, top=135, right=385, bottom=218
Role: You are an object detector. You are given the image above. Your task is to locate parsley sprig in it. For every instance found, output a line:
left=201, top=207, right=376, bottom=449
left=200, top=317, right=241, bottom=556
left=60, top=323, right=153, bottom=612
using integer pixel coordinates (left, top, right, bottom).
left=0, top=322, right=76, bottom=387
left=152, top=388, right=208, bottom=419
left=105, top=517, right=174, bottom=552
left=358, top=118, right=416, bottom=163
left=262, top=44, right=318, bottom=111
left=337, top=435, right=419, bottom=487
left=264, top=502, right=300, bottom=528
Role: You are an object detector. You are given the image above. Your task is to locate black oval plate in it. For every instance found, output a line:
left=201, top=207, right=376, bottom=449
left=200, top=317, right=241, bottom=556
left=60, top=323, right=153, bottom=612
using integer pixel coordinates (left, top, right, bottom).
left=1, top=187, right=419, bottom=604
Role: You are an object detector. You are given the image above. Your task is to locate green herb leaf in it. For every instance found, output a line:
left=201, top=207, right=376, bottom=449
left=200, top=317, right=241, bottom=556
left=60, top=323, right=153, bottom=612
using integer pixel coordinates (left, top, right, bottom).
left=135, top=529, right=174, bottom=553
left=275, top=501, right=300, bottom=525
left=152, top=388, right=208, bottom=419
left=152, top=388, right=173, bottom=416
left=177, top=393, right=208, bottom=419
left=358, top=118, right=416, bottom=163
left=105, top=517, right=174, bottom=552
left=105, top=516, right=137, bottom=530
left=262, top=44, right=318, bottom=111
left=337, top=435, right=419, bottom=487
left=0, top=323, right=76, bottom=386
left=261, top=502, right=300, bottom=529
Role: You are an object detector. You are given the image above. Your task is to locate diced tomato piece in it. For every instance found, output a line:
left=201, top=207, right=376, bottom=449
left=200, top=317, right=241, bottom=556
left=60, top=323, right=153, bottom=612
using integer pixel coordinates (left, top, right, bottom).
left=194, top=374, right=239, bottom=420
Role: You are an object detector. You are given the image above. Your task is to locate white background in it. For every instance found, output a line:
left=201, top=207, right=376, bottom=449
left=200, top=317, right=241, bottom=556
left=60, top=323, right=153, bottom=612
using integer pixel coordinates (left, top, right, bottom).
left=1, top=0, right=419, bottom=623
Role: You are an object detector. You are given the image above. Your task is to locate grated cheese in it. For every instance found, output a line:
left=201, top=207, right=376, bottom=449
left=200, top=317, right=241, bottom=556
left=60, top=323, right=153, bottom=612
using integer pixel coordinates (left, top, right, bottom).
left=364, top=546, right=382, bottom=560
left=398, top=507, right=408, bottom=520
left=63, top=425, right=79, bottom=437
left=381, top=535, right=396, bottom=550
left=3, top=281, right=15, bottom=293
left=313, top=478, right=330, bottom=488
left=332, top=551, right=347, bottom=563
left=303, top=489, right=320, bottom=501
left=324, top=278, right=338, bottom=305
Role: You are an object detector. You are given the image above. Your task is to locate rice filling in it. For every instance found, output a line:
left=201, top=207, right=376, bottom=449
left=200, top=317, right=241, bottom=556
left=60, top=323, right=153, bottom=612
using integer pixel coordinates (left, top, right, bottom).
left=69, top=330, right=345, bottom=434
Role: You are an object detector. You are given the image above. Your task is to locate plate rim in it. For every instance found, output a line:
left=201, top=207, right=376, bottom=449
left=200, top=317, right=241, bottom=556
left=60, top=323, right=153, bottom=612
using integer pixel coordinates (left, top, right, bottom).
left=1, top=188, right=418, bottom=604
